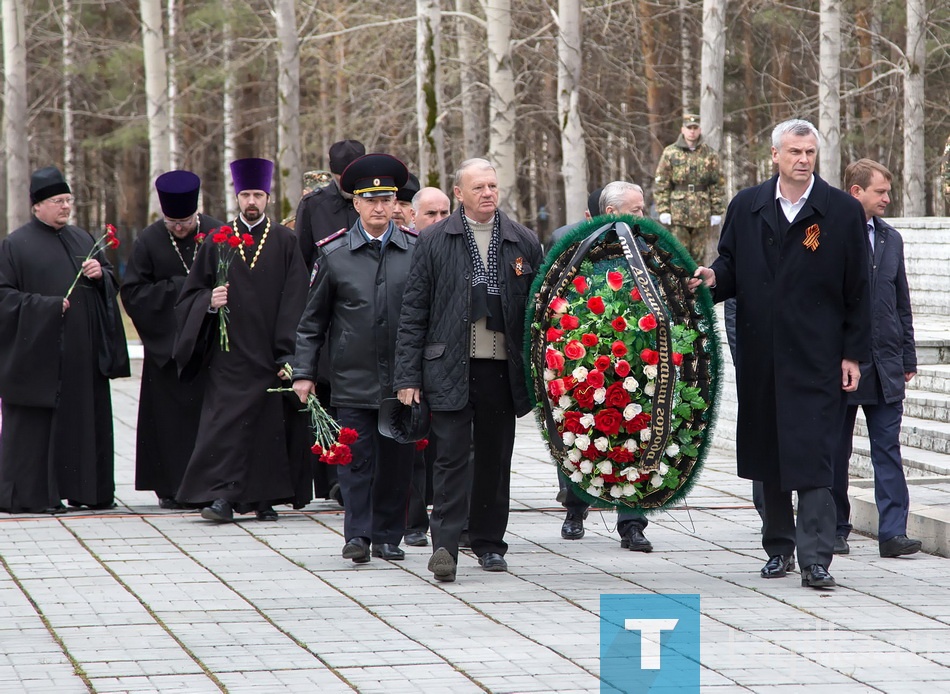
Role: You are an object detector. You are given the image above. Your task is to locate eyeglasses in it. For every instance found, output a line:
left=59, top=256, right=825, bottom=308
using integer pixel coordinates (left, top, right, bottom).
left=46, top=196, right=74, bottom=207
left=164, top=215, right=196, bottom=230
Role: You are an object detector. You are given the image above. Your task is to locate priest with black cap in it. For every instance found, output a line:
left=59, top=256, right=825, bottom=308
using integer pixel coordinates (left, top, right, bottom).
left=0, top=166, right=129, bottom=514
left=121, top=170, right=226, bottom=509
left=174, top=157, right=310, bottom=522
left=292, top=153, right=419, bottom=564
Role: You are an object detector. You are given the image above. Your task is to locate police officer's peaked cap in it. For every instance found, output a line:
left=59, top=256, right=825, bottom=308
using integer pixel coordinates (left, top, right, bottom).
left=682, top=113, right=700, bottom=127
left=155, top=170, right=201, bottom=219
left=396, top=173, right=421, bottom=203
left=329, top=139, right=366, bottom=174
left=340, top=154, right=409, bottom=198
left=378, top=397, right=430, bottom=444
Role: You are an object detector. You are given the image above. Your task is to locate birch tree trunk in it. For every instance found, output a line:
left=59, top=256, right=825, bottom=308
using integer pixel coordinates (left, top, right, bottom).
left=62, top=0, right=75, bottom=189
left=416, top=0, right=444, bottom=187
left=456, top=0, right=483, bottom=160
left=222, top=0, right=237, bottom=220
left=818, top=0, right=841, bottom=187
left=557, top=0, right=588, bottom=222
left=3, top=0, right=30, bottom=231
left=276, top=0, right=301, bottom=219
left=699, top=0, right=726, bottom=152
left=903, top=0, right=926, bottom=215
left=140, top=0, right=171, bottom=221
left=167, top=0, right=178, bottom=168
left=485, top=0, right=519, bottom=218
left=679, top=0, right=691, bottom=114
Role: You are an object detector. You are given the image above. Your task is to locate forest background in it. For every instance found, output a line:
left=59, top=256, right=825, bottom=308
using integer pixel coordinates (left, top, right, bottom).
left=2, top=0, right=949, bottom=252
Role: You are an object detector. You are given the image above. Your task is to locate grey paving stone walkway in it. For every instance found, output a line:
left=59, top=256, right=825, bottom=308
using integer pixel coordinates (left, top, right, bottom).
left=1, top=358, right=949, bottom=693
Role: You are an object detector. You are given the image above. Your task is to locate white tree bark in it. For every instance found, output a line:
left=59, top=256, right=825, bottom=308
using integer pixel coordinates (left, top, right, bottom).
left=167, top=0, right=178, bottom=168
left=222, top=0, right=237, bottom=220
left=416, top=0, right=445, bottom=188
left=903, top=0, right=926, bottom=215
left=679, top=0, right=691, bottom=114
left=818, top=0, right=841, bottom=187
left=3, top=0, right=30, bottom=230
left=62, top=0, right=75, bottom=190
left=485, top=0, right=518, bottom=218
left=699, top=0, right=726, bottom=151
left=276, top=0, right=301, bottom=219
left=139, top=0, right=171, bottom=221
left=456, top=0, right=482, bottom=160
left=556, top=0, right=588, bottom=222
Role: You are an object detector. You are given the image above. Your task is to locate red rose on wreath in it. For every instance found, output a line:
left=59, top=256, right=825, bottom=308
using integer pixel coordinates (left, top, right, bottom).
left=672, top=352, right=684, bottom=366
left=608, top=446, right=636, bottom=463
left=560, top=313, right=580, bottom=330
left=572, top=276, right=589, bottom=294
left=573, top=383, right=596, bottom=409
left=545, top=348, right=565, bottom=372
left=585, top=369, right=605, bottom=389
left=593, top=408, right=623, bottom=436
left=583, top=444, right=605, bottom=461
left=564, top=340, right=586, bottom=360
left=548, top=377, right=571, bottom=398
left=614, top=359, right=631, bottom=377
left=640, top=348, right=659, bottom=365
left=594, top=355, right=612, bottom=371
left=623, top=412, right=652, bottom=433
left=611, top=316, right=627, bottom=331
left=581, top=333, right=599, bottom=347
left=546, top=326, right=565, bottom=342
left=550, top=296, right=569, bottom=314
left=604, top=382, right=631, bottom=408
left=562, top=411, right=586, bottom=434
left=606, top=271, right=624, bottom=291
left=587, top=296, right=605, bottom=315
left=638, top=314, right=657, bottom=331
left=611, top=340, right=628, bottom=357
left=630, top=287, right=642, bottom=301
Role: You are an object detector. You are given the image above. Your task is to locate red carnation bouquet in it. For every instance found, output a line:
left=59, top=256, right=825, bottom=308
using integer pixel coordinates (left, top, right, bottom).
left=65, top=223, right=120, bottom=300
left=203, top=225, right=254, bottom=351
left=539, top=263, right=706, bottom=504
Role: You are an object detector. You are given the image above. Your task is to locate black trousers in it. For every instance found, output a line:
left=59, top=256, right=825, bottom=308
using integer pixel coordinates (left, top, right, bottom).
left=560, top=472, right=647, bottom=534
left=406, top=443, right=435, bottom=534
left=761, top=482, right=835, bottom=570
left=335, top=407, right=414, bottom=545
left=429, top=359, right=515, bottom=561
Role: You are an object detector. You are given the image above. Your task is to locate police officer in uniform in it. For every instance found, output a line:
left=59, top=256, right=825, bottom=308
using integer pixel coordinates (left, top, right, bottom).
left=292, top=154, right=418, bottom=564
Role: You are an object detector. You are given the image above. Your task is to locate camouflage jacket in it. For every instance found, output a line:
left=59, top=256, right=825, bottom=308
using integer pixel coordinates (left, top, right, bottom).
left=653, top=135, right=725, bottom=228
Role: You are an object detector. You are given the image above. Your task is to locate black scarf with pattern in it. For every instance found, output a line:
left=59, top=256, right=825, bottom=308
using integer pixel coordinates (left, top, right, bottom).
left=459, top=205, right=504, bottom=332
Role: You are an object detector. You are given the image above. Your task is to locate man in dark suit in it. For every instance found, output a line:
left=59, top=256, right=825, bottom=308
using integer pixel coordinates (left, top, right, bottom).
left=690, top=119, right=870, bottom=589
left=832, top=159, right=921, bottom=559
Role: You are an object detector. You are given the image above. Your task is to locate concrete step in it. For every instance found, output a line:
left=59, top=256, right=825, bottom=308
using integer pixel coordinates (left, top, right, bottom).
left=848, top=434, right=950, bottom=478
left=854, top=410, right=950, bottom=458
left=903, top=389, right=950, bottom=423
left=913, top=364, right=950, bottom=395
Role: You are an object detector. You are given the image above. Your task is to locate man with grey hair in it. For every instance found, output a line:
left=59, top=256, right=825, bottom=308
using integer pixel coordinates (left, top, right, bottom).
left=690, top=118, right=870, bottom=589
left=411, top=187, right=451, bottom=232
left=394, top=158, right=543, bottom=582
left=599, top=181, right=646, bottom=217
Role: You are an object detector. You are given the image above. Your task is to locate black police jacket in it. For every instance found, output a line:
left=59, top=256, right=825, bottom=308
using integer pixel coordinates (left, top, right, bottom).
left=292, top=222, right=417, bottom=408
left=393, top=208, right=543, bottom=416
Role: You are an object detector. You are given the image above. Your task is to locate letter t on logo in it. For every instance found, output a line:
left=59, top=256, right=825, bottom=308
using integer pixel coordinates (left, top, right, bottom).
left=624, top=619, right=679, bottom=669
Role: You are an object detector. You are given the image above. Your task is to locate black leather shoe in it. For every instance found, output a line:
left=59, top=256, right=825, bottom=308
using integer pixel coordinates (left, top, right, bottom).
left=159, top=497, right=184, bottom=510
left=342, top=537, right=370, bottom=563
left=620, top=526, right=653, bottom=552
left=879, top=535, right=922, bottom=558
left=329, top=482, right=344, bottom=508
left=833, top=536, right=849, bottom=554
left=561, top=512, right=585, bottom=540
left=760, top=554, right=795, bottom=578
left=200, top=499, right=233, bottom=522
left=458, top=531, right=471, bottom=548
left=41, top=504, right=68, bottom=515
left=404, top=531, right=428, bottom=547
left=256, top=507, right=278, bottom=521
left=478, top=552, right=508, bottom=572
left=801, top=564, right=836, bottom=588
left=372, top=543, right=406, bottom=560
left=428, top=547, right=457, bottom=582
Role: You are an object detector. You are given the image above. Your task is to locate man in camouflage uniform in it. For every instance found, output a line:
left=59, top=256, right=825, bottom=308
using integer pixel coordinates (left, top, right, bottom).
left=654, top=114, right=725, bottom=264
left=942, top=133, right=950, bottom=214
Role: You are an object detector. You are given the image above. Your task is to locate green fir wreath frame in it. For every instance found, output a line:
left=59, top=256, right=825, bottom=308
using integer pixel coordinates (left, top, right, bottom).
left=524, top=214, right=722, bottom=512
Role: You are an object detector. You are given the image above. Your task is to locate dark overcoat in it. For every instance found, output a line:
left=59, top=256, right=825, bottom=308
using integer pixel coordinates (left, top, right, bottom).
left=849, top=217, right=916, bottom=406
left=710, top=174, right=871, bottom=491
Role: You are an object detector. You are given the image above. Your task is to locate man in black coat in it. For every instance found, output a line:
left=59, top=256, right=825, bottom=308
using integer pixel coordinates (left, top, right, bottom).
left=292, top=154, right=417, bottom=564
left=394, top=158, right=543, bottom=582
left=691, top=119, right=871, bottom=589
left=122, top=170, right=225, bottom=508
left=832, top=159, right=921, bottom=559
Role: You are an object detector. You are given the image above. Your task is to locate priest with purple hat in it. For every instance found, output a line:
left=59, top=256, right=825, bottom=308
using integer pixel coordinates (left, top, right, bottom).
left=121, top=170, right=225, bottom=509
left=173, top=157, right=311, bottom=522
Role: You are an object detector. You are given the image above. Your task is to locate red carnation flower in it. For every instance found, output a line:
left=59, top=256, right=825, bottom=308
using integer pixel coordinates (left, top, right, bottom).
left=587, top=296, right=606, bottom=315
left=107, top=235, right=120, bottom=249
left=638, top=314, right=658, bottom=331
left=338, top=427, right=359, bottom=445
left=227, top=235, right=242, bottom=248
left=640, top=348, right=659, bottom=365
left=415, top=438, right=429, bottom=451
left=563, top=340, right=586, bottom=360
left=604, top=382, right=630, bottom=408
left=593, top=408, right=623, bottom=437
left=545, top=348, right=566, bottom=372
left=594, top=355, right=612, bottom=371
left=572, top=276, right=589, bottom=294
left=611, top=316, right=627, bottom=331
left=672, top=352, right=684, bottom=366
left=195, top=232, right=207, bottom=244
left=546, top=326, right=565, bottom=343
left=212, top=232, right=227, bottom=244
left=611, top=340, right=628, bottom=358
left=585, top=369, right=605, bottom=389
left=614, top=359, right=631, bottom=377
left=581, top=333, right=598, bottom=347
left=219, top=225, right=233, bottom=236
left=559, top=313, right=580, bottom=330
left=242, top=233, right=255, bottom=246
left=630, top=287, right=642, bottom=301
left=310, top=443, right=324, bottom=456
left=606, top=271, right=624, bottom=291
left=106, top=223, right=117, bottom=234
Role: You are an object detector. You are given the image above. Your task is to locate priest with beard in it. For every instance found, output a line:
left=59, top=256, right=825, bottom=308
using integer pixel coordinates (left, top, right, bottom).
left=0, top=166, right=130, bottom=514
left=121, top=170, right=225, bottom=509
left=174, top=158, right=311, bottom=522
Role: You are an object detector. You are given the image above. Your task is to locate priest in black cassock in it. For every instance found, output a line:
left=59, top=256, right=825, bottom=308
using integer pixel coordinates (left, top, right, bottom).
left=0, top=167, right=130, bottom=514
left=121, top=170, right=225, bottom=509
left=173, top=158, right=311, bottom=522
